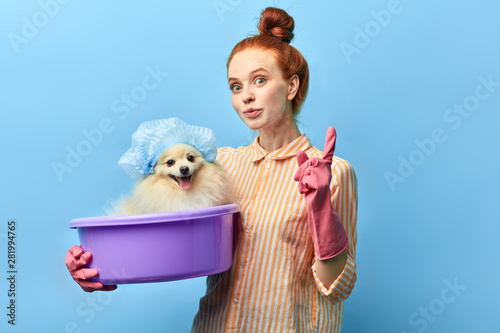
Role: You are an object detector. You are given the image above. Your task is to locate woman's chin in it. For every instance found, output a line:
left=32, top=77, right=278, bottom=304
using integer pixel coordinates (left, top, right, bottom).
left=239, top=117, right=263, bottom=131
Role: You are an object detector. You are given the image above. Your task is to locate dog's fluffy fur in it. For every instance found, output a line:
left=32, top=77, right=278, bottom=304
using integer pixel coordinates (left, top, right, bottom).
left=111, top=143, right=236, bottom=215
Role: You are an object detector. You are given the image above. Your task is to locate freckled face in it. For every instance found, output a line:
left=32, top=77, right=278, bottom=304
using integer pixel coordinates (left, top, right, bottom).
left=228, top=49, right=296, bottom=132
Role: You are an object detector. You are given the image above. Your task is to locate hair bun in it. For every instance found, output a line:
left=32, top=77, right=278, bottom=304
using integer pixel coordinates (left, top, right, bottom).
left=257, top=7, right=294, bottom=44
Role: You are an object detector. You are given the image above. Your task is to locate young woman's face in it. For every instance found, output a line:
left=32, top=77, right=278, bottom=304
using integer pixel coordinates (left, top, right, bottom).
left=227, top=49, right=297, bottom=132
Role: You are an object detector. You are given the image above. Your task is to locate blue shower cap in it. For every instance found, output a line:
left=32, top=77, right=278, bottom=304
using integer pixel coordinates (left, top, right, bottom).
left=118, top=118, right=217, bottom=178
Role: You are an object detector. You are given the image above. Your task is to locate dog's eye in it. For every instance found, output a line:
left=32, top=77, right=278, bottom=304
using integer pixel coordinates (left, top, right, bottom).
left=187, top=155, right=195, bottom=163
left=166, top=160, right=175, bottom=166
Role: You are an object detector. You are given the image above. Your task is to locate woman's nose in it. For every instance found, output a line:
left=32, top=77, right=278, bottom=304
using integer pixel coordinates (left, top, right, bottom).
left=242, top=87, right=255, bottom=104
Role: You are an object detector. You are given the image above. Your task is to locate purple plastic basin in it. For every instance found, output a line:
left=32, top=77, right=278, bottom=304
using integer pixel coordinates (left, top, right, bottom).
left=69, top=204, right=239, bottom=285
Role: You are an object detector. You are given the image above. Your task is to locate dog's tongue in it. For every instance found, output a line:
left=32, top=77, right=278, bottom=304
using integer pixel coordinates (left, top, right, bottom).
left=179, top=176, right=191, bottom=189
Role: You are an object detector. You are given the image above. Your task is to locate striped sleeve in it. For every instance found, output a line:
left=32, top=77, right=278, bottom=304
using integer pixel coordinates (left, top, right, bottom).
left=312, top=158, right=358, bottom=303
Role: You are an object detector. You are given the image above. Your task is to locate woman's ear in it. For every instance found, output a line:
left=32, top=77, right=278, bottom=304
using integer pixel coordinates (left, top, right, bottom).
left=287, top=74, right=300, bottom=101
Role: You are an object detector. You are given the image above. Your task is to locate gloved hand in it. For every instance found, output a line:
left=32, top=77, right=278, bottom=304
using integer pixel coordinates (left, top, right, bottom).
left=65, top=245, right=117, bottom=292
left=294, top=126, right=348, bottom=260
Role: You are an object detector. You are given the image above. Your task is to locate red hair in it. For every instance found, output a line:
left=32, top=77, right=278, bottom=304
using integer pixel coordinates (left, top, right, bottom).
left=227, top=7, right=309, bottom=115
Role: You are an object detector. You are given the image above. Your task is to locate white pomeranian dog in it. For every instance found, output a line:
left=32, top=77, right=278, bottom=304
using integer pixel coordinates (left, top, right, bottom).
left=111, top=143, right=236, bottom=215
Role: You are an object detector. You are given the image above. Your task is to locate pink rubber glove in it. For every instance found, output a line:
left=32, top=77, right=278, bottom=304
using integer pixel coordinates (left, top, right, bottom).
left=294, top=127, right=348, bottom=260
left=65, top=245, right=117, bottom=292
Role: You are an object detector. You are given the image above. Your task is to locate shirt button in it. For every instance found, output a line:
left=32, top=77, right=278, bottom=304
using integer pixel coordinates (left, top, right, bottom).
left=265, top=164, right=271, bottom=169
left=255, top=195, right=260, bottom=200
left=246, top=228, right=251, bottom=233
left=240, top=263, right=245, bottom=268
left=233, top=299, right=238, bottom=304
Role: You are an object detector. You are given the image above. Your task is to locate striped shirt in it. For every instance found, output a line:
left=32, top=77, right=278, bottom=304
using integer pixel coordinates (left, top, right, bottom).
left=191, top=134, right=358, bottom=332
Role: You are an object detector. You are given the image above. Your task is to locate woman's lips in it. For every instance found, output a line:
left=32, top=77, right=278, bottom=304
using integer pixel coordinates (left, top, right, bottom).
left=243, top=108, right=262, bottom=118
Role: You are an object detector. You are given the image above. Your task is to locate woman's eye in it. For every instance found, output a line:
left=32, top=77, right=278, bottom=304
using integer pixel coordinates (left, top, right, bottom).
left=187, top=155, right=195, bottom=162
left=231, top=85, right=242, bottom=92
left=166, top=160, right=175, bottom=166
left=255, top=77, right=266, bottom=85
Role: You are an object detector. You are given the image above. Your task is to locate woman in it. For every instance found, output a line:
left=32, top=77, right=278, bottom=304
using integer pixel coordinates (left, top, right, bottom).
left=66, top=7, right=358, bottom=332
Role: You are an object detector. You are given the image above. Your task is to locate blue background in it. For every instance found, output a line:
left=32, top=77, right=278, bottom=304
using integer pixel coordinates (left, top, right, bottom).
left=1, top=0, right=498, bottom=332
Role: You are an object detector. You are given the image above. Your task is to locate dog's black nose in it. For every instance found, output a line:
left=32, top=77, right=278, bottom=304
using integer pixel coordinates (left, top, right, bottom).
left=180, top=166, right=189, bottom=175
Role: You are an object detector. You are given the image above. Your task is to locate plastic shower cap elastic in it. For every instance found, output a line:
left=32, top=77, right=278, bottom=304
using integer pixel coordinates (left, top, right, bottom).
left=118, top=118, right=217, bottom=178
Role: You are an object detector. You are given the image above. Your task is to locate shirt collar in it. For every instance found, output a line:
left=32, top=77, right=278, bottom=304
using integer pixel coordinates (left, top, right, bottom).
left=250, top=134, right=312, bottom=162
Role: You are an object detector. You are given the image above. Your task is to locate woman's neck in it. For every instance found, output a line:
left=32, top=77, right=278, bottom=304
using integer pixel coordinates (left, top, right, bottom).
left=257, top=119, right=301, bottom=152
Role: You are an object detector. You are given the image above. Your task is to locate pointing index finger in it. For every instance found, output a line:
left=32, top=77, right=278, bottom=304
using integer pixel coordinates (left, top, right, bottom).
left=322, top=126, right=336, bottom=161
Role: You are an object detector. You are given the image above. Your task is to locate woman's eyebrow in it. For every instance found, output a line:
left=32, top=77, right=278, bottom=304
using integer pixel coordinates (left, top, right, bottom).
left=228, top=67, right=270, bottom=82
